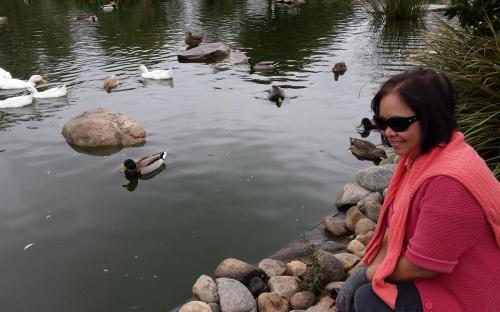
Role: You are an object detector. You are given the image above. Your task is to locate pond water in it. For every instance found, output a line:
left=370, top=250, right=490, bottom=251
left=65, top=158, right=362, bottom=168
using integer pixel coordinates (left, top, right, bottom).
left=0, top=0, right=435, bottom=310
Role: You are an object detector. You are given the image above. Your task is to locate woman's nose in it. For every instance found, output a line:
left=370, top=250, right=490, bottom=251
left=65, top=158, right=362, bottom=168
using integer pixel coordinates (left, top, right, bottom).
left=383, top=126, right=397, bottom=137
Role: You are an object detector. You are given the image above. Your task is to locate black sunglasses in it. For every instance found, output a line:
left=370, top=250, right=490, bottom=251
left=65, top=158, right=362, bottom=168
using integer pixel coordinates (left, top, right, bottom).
left=373, top=115, right=418, bottom=132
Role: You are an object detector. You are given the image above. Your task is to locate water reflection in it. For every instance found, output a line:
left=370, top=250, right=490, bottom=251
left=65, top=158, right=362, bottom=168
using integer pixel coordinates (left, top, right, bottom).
left=122, top=163, right=166, bottom=192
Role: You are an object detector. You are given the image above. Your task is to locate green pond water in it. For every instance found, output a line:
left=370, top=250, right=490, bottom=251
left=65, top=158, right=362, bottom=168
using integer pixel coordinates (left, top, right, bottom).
left=0, top=0, right=437, bottom=310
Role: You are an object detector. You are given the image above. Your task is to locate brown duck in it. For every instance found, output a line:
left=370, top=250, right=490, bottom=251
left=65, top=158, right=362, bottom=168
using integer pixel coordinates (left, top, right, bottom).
left=349, top=137, right=387, bottom=161
left=103, top=75, right=118, bottom=92
left=185, top=31, right=203, bottom=47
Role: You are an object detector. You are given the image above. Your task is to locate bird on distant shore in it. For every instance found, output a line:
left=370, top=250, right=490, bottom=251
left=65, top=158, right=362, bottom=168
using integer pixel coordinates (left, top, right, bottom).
left=267, top=85, right=285, bottom=107
left=185, top=31, right=203, bottom=47
left=138, top=65, right=173, bottom=80
left=249, top=59, right=279, bottom=71
left=27, top=85, right=67, bottom=98
left=120, top=152, right=167, bottom=178
left=103, top=75, right=118, bottom=92
left=0, top=75, right=47, bottom=89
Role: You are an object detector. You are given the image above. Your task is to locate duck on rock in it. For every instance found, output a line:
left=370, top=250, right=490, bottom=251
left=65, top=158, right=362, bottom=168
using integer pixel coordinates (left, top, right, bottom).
left=349, top=137, right=387, bottom=161
left=185, top=31, right=203, bottom=47
left=120, top=152, right=167, bottom=179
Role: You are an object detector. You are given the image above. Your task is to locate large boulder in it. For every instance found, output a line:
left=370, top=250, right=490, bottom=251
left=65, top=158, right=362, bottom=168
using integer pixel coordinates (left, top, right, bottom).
left=178, top=42, right=231, bottom=63
left=259, top=259, right=287, bottom=278
left=216, top=278, right=257, bottom=312
left=215, top=258, right=262, bottom=284
left=257, top=292, right=289, bottom=312
left=356, top=165, right=396, bottom=193
left=335, top=183, right=371, bottom=208
left=193, top=275, right=219, bottom=304
left=62, top=107, right=146, bottom=148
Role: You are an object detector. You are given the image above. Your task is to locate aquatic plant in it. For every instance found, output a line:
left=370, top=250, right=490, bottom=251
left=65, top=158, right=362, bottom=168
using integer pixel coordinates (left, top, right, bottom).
left=365, top=0, right=430, bottom=21
left=445, top=0, right=500, bottom=36
left=298, top=239, right=327, bottom=297
left=415, top=16, right=500, bottom=178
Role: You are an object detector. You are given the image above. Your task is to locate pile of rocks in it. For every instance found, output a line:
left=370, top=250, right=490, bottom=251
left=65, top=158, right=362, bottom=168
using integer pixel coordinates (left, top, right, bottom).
left=176, top=159, right=398, bottom=312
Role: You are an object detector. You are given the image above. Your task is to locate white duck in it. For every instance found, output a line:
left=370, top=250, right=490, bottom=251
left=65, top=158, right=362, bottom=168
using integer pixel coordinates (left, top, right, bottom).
left=0, top=75, right=47, bottom=89
left=139, top=65, right=173, bottom=80
left=0, top=94, right=33, bottom=108
left=27, top=85, right=67, bottom=98
left=0, top=67, right=12, bottom=79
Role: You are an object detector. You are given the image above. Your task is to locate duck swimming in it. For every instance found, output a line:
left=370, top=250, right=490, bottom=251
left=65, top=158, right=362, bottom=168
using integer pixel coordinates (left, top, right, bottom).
left=349, top=137, right=387, bottom=161
left=0, top=94, right=33, bottom=109
left=268, top=85, right=285, bottom=107
left=0, top=75, right=47, bottom=90
left=103, top=75, right=118, bottom=92
left=139, top=65, right=173, bottom=80
left=249, top=59, right=279, bottom=71
left=120, top=152, right=167, bottom=178
left=76, top=13, right=98, bottom=22
left=101, top=2, right=118, bottom=12
left=0, top=67, right=12, bottom=79
left=185, top=31, right=203, bottom=47
left=27, top=85, right=67, bottom=98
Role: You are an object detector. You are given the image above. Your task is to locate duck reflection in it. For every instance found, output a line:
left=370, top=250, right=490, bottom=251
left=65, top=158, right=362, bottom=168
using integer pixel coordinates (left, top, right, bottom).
left=122, top=162, right=166, bottom=192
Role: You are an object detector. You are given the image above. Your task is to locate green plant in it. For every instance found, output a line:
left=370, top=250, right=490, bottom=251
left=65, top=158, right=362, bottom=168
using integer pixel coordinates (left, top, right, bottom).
left=415, top=18, right=500, bottom=178
left=445, top=0, right=500, bottom=36
left=365, top=0, right=430, bottom=21
left=298, top=239, right=327, bottom=297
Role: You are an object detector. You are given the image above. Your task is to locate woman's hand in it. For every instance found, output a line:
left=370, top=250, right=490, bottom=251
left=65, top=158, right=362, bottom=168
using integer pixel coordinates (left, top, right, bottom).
left=336, top=266, right=369, bottom=312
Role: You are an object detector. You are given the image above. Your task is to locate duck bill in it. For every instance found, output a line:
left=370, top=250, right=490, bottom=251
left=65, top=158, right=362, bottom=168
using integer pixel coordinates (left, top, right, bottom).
left=40, top=78, right=48, bottom=84
left=120, top=166, right=126, bottom=173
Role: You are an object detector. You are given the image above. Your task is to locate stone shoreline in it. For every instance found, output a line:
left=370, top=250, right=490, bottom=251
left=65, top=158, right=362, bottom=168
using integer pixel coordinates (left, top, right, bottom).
left=172, top=155, right=398, bottom=312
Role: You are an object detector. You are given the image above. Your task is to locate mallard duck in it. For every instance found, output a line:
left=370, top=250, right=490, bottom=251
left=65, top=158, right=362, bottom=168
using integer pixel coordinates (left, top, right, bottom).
left=357, top=118, right=376, bottom=131
left=101, top=2, right=118, bottom=12
left=103, top=75, right=118, bottom=92
left=120, top=152, right=167, bottom=178
left=332, top=62, right=347, bottom=73
left=249, top=59, right=279, bottom=71
left=27, top=85, right=67, bottom=98
left=138, top=65, right=173, bottom=80
left=0, top=67, right=12, bottom=79
left=76, top=13, right=98, bottom=22
left=185, top=31, right=203, bottom=47
left=0, top=94, right=33, bottom=108
left=268, top=85, right=285, bottom=107
left=349, top=137, right=387, bottom=161
left=0, top=75, right=47, bottom=90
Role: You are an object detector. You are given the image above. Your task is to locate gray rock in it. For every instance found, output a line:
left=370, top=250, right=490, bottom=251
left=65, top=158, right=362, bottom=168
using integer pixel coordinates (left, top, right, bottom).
left=179, top=301, right=212, bottom=312
left=62, top=107, right=146, bottom=148
left=248, top=276, right=269, bottom=297
left=208, top=303, right=222, bottom=312
left=216, top=278, right=257, bottom=312
left=317, top=296, right=334, bottom=308
left=356, top=165, right=396, bottom=193
left=335, top=183, right=371, bottom=208
left=333, top=252, right=361, bottom=271
left=228, top=50, right=249, bottom=64
left=355, top=218, right=377, bottom=236
left=364, top=201, right=382, bottom=222
left=345, top=206, right=366, bottom=232
left=357, top=192, right=383, bottom=212
left=178, top=42, right=231, bottom=63
left=324, top=216, right=346, bottom=236
left=259, top=259, right=287, bottom=278
left=290, top=291, right=316, bottom=310
left=268, top=276, right=300, bottom=300
left=257, top=292, right=289, bottom=312
left=317, top=250, right=346, bottom=282
left=286, top=260, right=307, bottom=277
left=193, top=275, right=219, bottom=304
left=215, top=258, right=261, bottom=283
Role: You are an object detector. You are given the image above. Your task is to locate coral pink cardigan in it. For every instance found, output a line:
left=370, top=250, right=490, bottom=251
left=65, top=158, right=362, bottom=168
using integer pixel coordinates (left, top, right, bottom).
left=363, top=131, right=500, bottom=309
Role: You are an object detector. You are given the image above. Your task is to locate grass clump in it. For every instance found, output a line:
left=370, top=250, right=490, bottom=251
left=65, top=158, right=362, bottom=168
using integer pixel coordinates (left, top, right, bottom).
left=298, top=239, right=327, bottom=297
left=365, top=0, right=430, bottom=21
left=415, top=16, right=500, bottom=178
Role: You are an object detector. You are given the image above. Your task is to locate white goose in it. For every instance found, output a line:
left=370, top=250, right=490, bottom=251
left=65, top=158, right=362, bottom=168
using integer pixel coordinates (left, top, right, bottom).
left=0, top=75, right=47, bottom=89
left=27, top=85, right=67, bottom=98
left=0, top=94, right=33, bottom=108
left=138, top=65, right=173, bottom=80
left=0, top=67, right=12, bottom=79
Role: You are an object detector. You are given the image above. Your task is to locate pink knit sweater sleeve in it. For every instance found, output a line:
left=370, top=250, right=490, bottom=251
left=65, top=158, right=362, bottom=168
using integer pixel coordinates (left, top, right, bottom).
left=404, top=175, right=486, bottom=273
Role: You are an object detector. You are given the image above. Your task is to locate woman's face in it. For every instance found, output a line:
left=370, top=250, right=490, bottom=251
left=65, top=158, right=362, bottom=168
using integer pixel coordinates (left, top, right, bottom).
left=379, top=92, right=422, bottom=158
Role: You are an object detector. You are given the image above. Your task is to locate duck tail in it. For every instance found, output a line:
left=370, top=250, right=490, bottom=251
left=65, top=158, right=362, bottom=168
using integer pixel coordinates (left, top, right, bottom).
left=272, top=60, right=280, bottom=66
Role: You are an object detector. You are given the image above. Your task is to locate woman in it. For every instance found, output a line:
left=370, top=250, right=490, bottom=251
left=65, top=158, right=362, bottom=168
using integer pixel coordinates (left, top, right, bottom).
left=336, top=67, right=500, bottom=312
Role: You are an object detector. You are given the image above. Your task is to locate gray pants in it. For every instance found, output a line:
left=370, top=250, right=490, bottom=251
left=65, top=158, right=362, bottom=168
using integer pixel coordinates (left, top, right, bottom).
left=354, top=282, right=423, bottom=312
